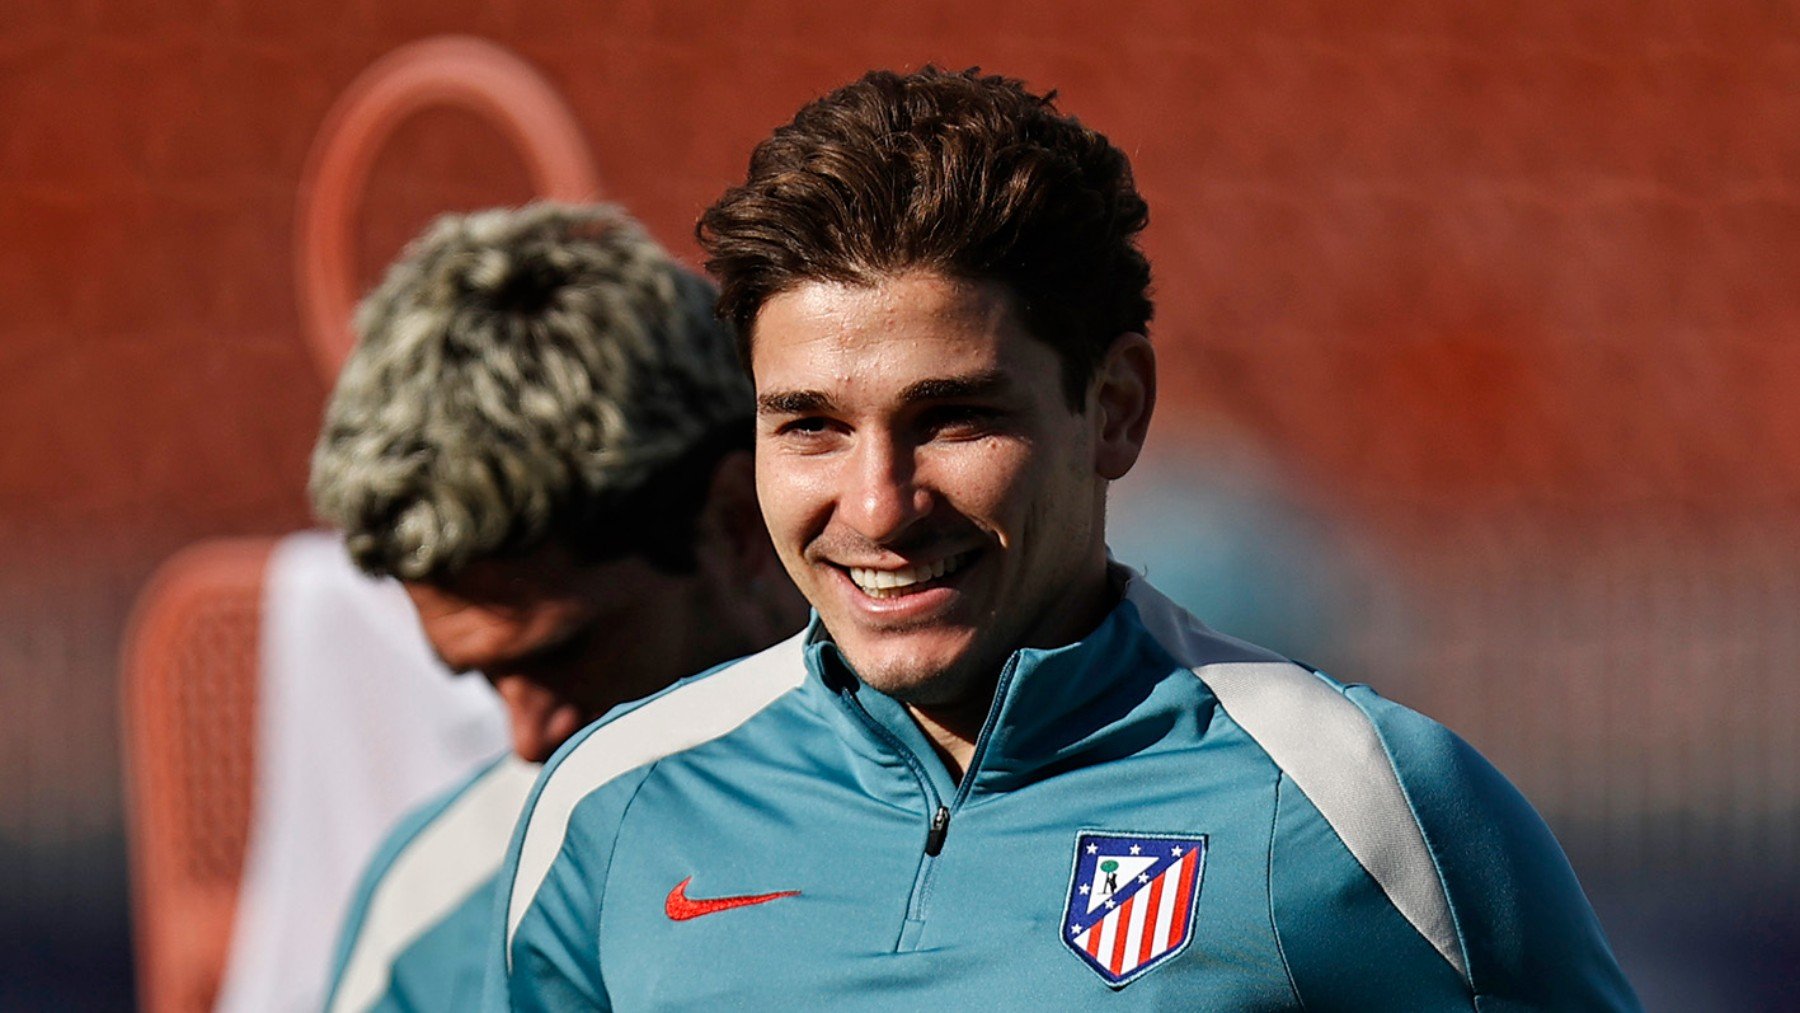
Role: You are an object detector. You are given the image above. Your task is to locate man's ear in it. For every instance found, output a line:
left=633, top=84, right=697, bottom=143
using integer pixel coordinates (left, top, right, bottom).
left=1091, top=332, right=1156, bottom=480
left=692, top=448, right=810, bottom=645
left=693, top=450, right=775, bottom=583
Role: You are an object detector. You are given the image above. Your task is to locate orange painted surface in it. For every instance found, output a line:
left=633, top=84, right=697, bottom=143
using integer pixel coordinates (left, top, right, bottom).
left=3, top=3, right=1796, bottom=540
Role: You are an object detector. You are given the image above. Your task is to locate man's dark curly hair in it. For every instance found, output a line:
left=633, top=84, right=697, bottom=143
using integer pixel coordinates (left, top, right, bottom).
left=697, top=66, right=1153, bottom=408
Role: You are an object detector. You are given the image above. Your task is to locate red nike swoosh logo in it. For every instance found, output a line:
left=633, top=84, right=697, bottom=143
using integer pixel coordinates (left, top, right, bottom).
left=664, top=876, right=800, bottom=921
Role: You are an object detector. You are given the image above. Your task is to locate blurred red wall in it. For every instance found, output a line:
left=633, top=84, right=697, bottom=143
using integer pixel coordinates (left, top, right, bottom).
left=9, top=3, right=1796, bottom=549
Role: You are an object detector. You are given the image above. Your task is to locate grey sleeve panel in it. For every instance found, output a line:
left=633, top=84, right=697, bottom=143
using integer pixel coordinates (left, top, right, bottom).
left=1123, top=575, right=1468, bottom=980
left=1193, top=661, right=1470, bottom=983
left=1345, top=686, right=1641, bottom=1011
left=1270, top=771, right=1477, bottom=1010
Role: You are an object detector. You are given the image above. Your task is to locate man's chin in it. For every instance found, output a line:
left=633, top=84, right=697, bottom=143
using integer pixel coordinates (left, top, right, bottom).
left=834, top=627, right=989, bottom=703
left=503, top=697, right=588, bottom=764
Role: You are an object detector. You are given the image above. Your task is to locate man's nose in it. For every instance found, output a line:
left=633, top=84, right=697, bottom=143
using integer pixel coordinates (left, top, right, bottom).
left=841, top=435, right=931, bottom=544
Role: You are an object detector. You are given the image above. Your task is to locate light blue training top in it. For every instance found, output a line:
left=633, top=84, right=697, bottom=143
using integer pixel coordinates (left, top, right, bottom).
left=489, top=571, right=1638, bottom=1011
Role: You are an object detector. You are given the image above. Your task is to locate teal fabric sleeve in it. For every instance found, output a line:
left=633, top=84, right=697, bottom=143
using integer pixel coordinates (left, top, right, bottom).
left=1344, top=685, right=1640, bottom=1012
left=483, top=655, right=763, bottom=1012
left=359, top=874, right=496, bottom=1011
left=499, top=773, right=660, bottom=1013
left=322, top=755, right=506, bottom=1012
left=1272, top=770, right=1476, bottom=1010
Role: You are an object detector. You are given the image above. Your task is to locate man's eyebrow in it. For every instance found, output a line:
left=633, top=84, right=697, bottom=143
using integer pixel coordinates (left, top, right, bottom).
left=898, top=370, right=1011, bottom=403
left=757, top=371, right=1011, bottom=416
left=757, top=389, right=838, bottom=415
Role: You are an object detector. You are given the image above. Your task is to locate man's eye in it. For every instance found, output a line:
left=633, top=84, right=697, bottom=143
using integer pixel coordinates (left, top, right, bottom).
left=922, top=406, right=1001, bottom=437
left=774, top=417, right=848, bottom=443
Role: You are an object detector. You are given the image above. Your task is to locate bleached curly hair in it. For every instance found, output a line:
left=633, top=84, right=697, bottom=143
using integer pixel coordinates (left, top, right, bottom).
left=309, top=202, right=751, bottom=582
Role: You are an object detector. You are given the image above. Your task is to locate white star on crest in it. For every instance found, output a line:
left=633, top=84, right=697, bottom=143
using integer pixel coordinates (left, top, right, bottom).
left=1086, top=844, right=1098, bottom=855
left=1104, top=899, right=1116, bottom=909
left=1129, top=844, right=1141, bottom=855
left=1078, top=884, right=1090, bottom=895
left=1137, top=874, right=1150, bottom=884
left=1171, top=845, right=1183, bottom=856
left=1070, top=924, right=1082, bottom=935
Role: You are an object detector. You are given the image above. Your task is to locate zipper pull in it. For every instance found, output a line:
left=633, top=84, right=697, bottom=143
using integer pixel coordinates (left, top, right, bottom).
left=924, top=805, right=951, bottom=857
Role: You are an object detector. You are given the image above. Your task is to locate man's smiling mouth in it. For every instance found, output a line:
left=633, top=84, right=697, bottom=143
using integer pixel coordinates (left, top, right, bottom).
left=843, top=551, right=976, bottom=599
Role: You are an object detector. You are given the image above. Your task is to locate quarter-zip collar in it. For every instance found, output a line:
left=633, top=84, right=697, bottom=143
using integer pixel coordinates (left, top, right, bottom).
left=799, top=566, right=1224, bottom=808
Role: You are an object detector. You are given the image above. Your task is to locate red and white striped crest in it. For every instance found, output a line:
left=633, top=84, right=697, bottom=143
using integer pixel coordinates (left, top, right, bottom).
left=1061, top=831, right=1208, bottom=986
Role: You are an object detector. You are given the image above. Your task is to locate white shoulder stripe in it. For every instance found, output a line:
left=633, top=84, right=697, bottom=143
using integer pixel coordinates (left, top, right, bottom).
left=1196, top=662, right=1468, bottom=981
left=1128, top=579, right=1468, bottom=981
left=330, top=755, right=540, bottom=1013
left=505, top=632, right=808, bottom=953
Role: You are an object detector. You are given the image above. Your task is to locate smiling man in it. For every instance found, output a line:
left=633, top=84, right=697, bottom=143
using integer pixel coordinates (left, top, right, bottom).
left=490, top=71, right=1638, bottom=1010
left=310, top=203, right=804, bottom=1012
left=746, top=272, right=1149, bottom=779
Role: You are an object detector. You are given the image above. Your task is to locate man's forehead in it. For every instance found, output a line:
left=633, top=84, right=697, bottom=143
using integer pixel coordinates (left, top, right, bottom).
left=412, top=545, right=576, bottom=598
left=749, top=274, right=1053, bottom=406
left=758, top=271, right=1018, bottom=321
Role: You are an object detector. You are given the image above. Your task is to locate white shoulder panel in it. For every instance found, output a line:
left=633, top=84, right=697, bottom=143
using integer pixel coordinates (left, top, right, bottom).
left=1196, top=662, right=1468, bottom=980
left=1128, top=578, right=1468, bottom=981
left=330, top=754, right=540, bottom=1013
left=505, top=632, right=808, bottom=953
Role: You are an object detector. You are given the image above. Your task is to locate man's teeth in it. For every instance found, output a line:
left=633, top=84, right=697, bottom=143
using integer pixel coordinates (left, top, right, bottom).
left=848, top=555, right=966, bottom=598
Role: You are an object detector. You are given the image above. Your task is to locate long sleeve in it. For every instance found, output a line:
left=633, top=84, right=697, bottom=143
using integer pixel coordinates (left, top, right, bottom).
left=482, top=733, right=654, bottom=1013
left=1270, top=682, right=1640, bottom=1012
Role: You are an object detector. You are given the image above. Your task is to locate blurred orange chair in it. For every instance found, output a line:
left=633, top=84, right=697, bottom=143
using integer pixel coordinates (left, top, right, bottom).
left=120, top=538, right=275, bottom=1013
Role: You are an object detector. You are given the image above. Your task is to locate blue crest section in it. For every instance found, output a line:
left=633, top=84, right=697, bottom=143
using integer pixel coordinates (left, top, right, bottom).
left=1061, top=830, right=1208, bottom=987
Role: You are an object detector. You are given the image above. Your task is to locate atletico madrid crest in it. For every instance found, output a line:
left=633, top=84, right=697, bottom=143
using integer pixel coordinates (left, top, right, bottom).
left=1060, top=830, right=1208, bottom=986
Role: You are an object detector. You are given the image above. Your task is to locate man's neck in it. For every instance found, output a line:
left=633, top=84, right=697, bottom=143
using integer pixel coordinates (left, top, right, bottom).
left=908, top=697, right=992, bottom=783
left=904, top=562, right=1128, bottom=783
